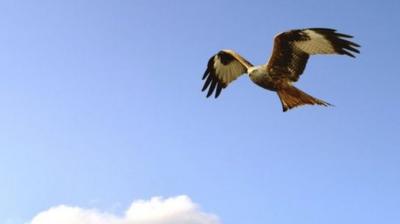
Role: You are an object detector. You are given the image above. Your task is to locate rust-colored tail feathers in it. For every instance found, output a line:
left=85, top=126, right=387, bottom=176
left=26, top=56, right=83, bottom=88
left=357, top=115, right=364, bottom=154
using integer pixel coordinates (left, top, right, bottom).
left=277, top=85, right=331, bottom=112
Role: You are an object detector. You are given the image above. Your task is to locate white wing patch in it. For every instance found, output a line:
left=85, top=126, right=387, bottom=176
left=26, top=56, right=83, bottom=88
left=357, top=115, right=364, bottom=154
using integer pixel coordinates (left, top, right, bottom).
left=202, top=49, right=255, bottom=98
left=294, top=30, right=335, bottom=54
left=214, top=55, right=247, bottom=84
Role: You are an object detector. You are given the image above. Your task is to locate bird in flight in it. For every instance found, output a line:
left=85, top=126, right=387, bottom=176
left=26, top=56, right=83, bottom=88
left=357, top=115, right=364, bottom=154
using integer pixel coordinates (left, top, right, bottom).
left=201, top=28, right=360, bottom=112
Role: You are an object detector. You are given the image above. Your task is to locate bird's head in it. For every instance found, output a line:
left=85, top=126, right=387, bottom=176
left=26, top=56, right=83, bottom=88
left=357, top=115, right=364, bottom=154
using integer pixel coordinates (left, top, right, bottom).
left=248, top=66, right=264, bottom=79
left=248, top=66, right=257, bottom=76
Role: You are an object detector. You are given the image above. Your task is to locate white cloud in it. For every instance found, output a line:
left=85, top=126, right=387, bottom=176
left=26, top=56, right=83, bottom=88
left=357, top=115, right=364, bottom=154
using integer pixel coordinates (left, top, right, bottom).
left=29, top=195, right=220, bottom=224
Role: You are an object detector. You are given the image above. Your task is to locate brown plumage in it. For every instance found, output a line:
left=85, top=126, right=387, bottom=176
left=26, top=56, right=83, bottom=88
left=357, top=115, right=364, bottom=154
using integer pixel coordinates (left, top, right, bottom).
left=277, top=84, right=331, bottom=112
left=202, top=28, right=360, bottom=112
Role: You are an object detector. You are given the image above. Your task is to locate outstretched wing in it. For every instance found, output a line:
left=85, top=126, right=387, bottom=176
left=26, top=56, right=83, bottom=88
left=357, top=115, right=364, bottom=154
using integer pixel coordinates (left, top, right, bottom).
left=266, top=28, right=360, bottom=82
left=202, top=50, right=253, bottom=98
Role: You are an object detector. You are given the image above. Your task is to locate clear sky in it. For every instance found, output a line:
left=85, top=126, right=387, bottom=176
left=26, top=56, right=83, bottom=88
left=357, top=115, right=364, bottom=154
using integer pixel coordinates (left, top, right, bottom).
left=1, top=0, right=399, bottom=224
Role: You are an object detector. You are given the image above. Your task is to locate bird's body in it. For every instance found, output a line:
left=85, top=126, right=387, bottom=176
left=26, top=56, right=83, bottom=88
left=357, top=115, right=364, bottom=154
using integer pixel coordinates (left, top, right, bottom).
left=201, top=28, right=360, bottom=112
left=248, top=65, right=278, bottom=91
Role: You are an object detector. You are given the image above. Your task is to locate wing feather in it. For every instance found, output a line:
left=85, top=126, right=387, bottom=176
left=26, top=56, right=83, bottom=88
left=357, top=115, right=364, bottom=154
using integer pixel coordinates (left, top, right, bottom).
left=267, top=28, right=360, bottom=82
left=202, top=50, right=253, bottom=98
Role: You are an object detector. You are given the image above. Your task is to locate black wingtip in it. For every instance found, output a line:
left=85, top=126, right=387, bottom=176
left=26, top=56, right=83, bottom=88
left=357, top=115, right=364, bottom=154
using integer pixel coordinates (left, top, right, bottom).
left=326, top=29, right=361, bottom=57
left=342, top=50, right=356, bottom=58
left=335, top=33, right=361, bottom=57
left=201, top=74, right=213, bottom=92
left=202, top=69, right=208, bottom=80
left=309, top=28, right=336, bottom=32
left=206, top=77, right=217, bottom=97
left=335, top=32, right=354, bottom=38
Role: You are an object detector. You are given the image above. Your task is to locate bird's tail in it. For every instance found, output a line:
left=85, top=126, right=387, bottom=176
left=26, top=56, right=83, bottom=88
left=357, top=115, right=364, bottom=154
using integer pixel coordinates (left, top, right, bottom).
left=277, top=85, right=331, bottom=112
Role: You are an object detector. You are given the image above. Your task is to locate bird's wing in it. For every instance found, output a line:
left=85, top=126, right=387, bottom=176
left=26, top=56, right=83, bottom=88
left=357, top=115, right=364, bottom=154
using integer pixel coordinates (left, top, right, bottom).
left=266, top=28, right=360, bottom=82
left=202, top=50, right=253, bottom=98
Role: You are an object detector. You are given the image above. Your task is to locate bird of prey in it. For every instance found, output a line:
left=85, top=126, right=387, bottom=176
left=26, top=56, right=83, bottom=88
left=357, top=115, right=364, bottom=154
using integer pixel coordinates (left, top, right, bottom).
left=201, top=28, right=360, bottom=112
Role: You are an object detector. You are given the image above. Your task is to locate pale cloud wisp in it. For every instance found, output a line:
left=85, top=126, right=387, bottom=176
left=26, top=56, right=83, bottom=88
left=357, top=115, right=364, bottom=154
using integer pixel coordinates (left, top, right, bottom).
left=29, top=195, right=220, bottom=224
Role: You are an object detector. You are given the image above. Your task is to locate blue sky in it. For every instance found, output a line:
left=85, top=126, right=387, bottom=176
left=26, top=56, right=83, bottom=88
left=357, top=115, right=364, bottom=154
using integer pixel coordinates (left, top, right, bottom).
left=1, top=0, right=399, bottom=223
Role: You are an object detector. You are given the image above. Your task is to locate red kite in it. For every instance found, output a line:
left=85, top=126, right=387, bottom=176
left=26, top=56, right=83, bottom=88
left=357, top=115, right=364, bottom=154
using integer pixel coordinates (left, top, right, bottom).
left=202, top=28, right=360, bottom=111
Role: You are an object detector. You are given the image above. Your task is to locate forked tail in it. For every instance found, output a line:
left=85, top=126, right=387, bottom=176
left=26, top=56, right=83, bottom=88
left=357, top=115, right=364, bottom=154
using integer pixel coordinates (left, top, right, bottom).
left=277, top=85, right=331, bottom=112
